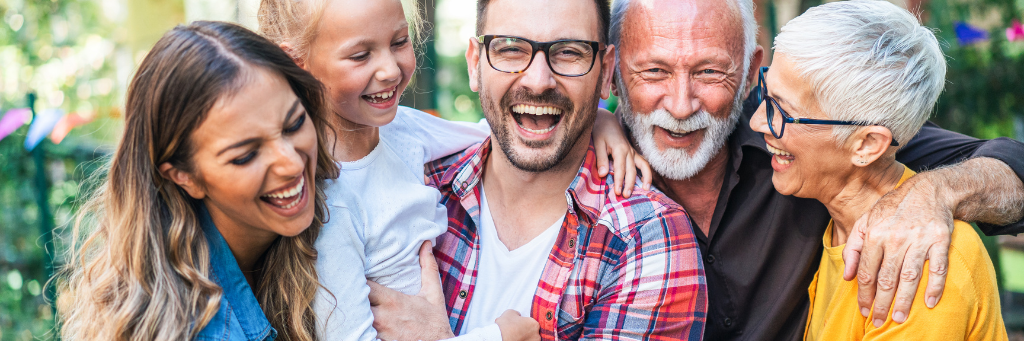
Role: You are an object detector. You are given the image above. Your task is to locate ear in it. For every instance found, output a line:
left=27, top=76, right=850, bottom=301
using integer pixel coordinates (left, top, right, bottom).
left=599, top=44, right=617, bottom=100
left=466, top=37, right=482, bottom=92
left=848, top=126, right=895, bottom=167
left=746, top=45, right=765, bottom=93
left=158, top=162, right=207, bottom=200
left=280, top=42, right=306, bottom=70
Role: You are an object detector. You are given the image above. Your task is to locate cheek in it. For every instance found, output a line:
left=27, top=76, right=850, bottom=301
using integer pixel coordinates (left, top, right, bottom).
left=627, top=84, right=665, bottom=113
left=694, top=85, right=736, bottom=114
left=314, top=62, right=370, bottom=102
left=397, top=48, right=416, bottom=81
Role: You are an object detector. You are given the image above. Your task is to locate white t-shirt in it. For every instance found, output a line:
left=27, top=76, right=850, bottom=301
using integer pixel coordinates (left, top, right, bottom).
left=460, top=187, right=564, bottom=334
left=314, top=107, right=491, bottom=341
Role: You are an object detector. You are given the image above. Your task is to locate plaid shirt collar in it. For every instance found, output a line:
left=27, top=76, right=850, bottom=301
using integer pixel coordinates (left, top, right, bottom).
left=439, top=137, right=605, bottom=226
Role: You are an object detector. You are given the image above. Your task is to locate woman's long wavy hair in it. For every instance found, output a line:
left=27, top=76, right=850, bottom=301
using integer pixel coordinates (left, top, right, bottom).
left=56, top=21, right=338, bottom=341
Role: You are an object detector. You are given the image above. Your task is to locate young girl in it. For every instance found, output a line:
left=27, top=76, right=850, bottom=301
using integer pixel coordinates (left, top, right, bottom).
left=257, top=0, right=650, bottom=340
left=57, top=21, right=337, bottom=341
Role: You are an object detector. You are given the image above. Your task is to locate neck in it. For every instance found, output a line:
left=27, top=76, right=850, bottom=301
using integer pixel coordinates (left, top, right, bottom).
left=327, top=112, right=379, bottom=162
left=654, top=145, right=730, bottom=236
left=481, top=129, right=592, bottom=250
left=206, top=204, right=278, bottom=286
left=821, top=160, right=906, bottom=245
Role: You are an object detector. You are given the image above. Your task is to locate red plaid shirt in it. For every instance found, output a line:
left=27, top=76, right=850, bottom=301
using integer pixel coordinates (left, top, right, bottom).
left=426, top=137, right=707, bottom=341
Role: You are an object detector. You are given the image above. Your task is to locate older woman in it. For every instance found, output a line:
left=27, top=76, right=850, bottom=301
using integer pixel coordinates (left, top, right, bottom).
left=749, top=1, right=1007, bottom=340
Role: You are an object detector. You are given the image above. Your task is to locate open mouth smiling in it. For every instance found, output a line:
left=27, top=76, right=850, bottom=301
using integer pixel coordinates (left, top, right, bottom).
left=511, top=104, right=563, bottom=135
left=767, top=143, right=794, bottom=165
left=259, top=176, right=306, bottom=210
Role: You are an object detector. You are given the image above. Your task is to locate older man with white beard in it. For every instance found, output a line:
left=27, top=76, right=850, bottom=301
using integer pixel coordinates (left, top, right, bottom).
left=610, top=0, right=1024, bottom=340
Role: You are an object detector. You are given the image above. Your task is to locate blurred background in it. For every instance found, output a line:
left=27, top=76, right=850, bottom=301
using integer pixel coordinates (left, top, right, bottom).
left=0, top=0, right=1022, bottom=339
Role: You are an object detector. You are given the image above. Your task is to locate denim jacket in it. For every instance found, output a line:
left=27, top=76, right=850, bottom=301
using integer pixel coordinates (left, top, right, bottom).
left=195, top=205, right=278, bottom=341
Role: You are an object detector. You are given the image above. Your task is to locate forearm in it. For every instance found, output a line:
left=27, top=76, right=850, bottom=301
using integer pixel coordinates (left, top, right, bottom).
left=928, top=157, right=1024, bottom=226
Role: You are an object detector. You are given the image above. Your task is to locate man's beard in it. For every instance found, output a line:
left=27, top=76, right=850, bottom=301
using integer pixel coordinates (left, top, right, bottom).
left=618, top=78, right=745, bottom=180
left=481, top=81, right=600, bottom=173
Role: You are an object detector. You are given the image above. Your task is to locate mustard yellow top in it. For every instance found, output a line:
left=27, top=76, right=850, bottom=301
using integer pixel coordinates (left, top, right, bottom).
left=804, top=166, right=1007, bottom=341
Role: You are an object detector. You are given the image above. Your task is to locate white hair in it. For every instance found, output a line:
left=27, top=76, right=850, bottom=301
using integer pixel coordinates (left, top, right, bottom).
left=609, top=0, right=758, bottom=79
left=773, top=0, right=946, bottom=146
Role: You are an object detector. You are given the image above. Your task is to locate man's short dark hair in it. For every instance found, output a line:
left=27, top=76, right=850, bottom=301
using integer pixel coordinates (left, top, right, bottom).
left=476, top=0, right=611, bottom=44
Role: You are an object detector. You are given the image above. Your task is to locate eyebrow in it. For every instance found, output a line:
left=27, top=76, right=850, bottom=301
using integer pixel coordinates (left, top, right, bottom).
left=215, top=99, right=301, bottom=157
left=771, top=91, right=805, bottom=115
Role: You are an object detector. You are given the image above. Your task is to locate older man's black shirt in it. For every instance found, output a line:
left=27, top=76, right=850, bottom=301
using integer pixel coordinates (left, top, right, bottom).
left=696, top=93, right=1024, bottom=341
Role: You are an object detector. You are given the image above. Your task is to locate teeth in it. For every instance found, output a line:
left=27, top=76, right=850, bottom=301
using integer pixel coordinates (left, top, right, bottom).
left=664, top=128, right=694, bottom=137
left=264, top=176, right=305, bottom=200
left=367, top=90, right=395, bottom=100
left=766, top=144, right=792, bottom=157
left=766, top=144, right=794, bottom=165
left=511, top=104, right=562, bottom=116
left=522, top=125, right=556, bottom=134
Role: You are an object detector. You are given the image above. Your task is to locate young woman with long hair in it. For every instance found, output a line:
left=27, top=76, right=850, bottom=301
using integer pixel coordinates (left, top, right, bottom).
left=56, top=21, right=339, bottom=341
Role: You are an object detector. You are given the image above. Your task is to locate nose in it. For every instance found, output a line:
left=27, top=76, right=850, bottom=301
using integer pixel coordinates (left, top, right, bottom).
left=269, top=138, right=306, bottom=181
left=663, top=76, right=701, bottom=120
left=749, top=100, right=770, bottom=135
left=517, top=51, right=557, bottom=94
left=375, top=50, right=402, bottom=85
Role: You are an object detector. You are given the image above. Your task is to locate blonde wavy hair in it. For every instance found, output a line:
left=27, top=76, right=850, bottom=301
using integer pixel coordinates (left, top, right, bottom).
left=257, top=0, right=426, bottom=63
left=56, top=21, right=339, bottom=341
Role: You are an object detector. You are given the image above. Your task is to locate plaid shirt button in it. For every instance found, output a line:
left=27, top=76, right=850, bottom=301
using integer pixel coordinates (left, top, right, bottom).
left=568, top=238, right=575, bottom=248
left=546, top=311, right=553, bottom=321
left=458, top=290, right=467, bottom=298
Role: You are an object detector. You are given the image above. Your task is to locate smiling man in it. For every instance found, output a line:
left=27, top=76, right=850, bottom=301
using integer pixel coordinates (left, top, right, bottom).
left=366, top=0, right=706, bottom=340
left=609, top=0, right=1024, bottom=340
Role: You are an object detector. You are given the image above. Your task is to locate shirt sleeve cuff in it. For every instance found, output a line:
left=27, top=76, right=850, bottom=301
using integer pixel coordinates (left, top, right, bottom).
left=973, top=137, right=1024, bottom=236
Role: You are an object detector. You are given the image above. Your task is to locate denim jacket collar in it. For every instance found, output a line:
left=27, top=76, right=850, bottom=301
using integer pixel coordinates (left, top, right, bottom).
left=197, top=204, right=277, bottom=341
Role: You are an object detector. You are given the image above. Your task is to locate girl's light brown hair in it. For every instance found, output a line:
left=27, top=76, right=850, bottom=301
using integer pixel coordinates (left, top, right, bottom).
left=257, top=0, right=426, bottom=63
left=56, top=21, right=338, bottom=341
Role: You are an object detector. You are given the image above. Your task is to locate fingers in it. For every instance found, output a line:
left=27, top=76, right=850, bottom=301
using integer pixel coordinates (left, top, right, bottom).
left=924, top=237, right=950, bottom=309
left=368, top=280, right=396, bottom=307
left=595, top=139, right=610, bottom=177
left=498, top=309, right=523, bottom=319
left=612, top=146, right=626, bottom=197
left=870, top=241, right=907, bottom=328
left=855, top=227, right=884, bottom=319
left=416, top=241, right=446, bottom=306
left=843, top=217, right=867, bottom=281
left=890, top=242, right=929, bottom=323
left=623, top=151, right=637, bottom=197
left=635, top=154, right=652, bottom=190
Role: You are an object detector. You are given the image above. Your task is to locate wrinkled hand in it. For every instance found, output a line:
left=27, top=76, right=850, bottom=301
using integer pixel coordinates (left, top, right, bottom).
left=842, top=175, right=952, bottom=327
left=593, top=108, right=652, bottom=197
left=494, top=310, right=540, bottom=341
left=369, top=241, right=454, bottom=341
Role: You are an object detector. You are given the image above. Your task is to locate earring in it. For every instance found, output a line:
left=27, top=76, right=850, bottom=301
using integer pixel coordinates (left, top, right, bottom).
left=859, top=159, right=867, bottom=165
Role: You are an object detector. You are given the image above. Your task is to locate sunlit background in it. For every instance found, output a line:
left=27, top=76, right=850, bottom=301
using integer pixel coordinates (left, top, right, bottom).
left=1, top=0, right=1022, bottom=339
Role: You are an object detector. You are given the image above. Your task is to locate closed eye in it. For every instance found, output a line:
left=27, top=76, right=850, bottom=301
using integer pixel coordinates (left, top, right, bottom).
left=231, top=151, right=257, bottom=165
left=284, top=112, right=307, bottom=134
left=350, top=51, right=370, bottom=61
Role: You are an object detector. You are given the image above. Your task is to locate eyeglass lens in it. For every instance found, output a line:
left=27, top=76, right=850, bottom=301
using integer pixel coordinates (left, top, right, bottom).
left=487, top=37, right=596, bottom=76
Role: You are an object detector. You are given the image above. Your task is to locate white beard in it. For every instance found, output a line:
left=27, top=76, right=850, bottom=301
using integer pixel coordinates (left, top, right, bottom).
left=618, top=86, right=744, bottom=180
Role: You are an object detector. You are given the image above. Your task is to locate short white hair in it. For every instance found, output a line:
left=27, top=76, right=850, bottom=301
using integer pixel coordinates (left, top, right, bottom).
left=609, top=0, right=758, bottom=80
left=774, top=0, right=945, bottom=146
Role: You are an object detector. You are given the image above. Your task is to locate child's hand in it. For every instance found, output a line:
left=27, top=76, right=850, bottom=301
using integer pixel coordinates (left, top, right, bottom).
left=593, top=108, right=652, bottom=197
left=495, top=310, right=540, bottom=341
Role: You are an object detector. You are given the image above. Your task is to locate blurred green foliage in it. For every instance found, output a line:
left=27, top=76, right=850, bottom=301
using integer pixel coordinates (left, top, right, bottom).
left=1, top=0, right=123, bottom=339
left=927, top=0, right=1024, bottom=139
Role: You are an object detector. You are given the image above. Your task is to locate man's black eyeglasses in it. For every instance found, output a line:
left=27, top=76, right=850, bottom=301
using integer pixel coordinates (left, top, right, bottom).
left=477, top=35, right=605, bottom=77
left=757, top=66, right=899, bottom=146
